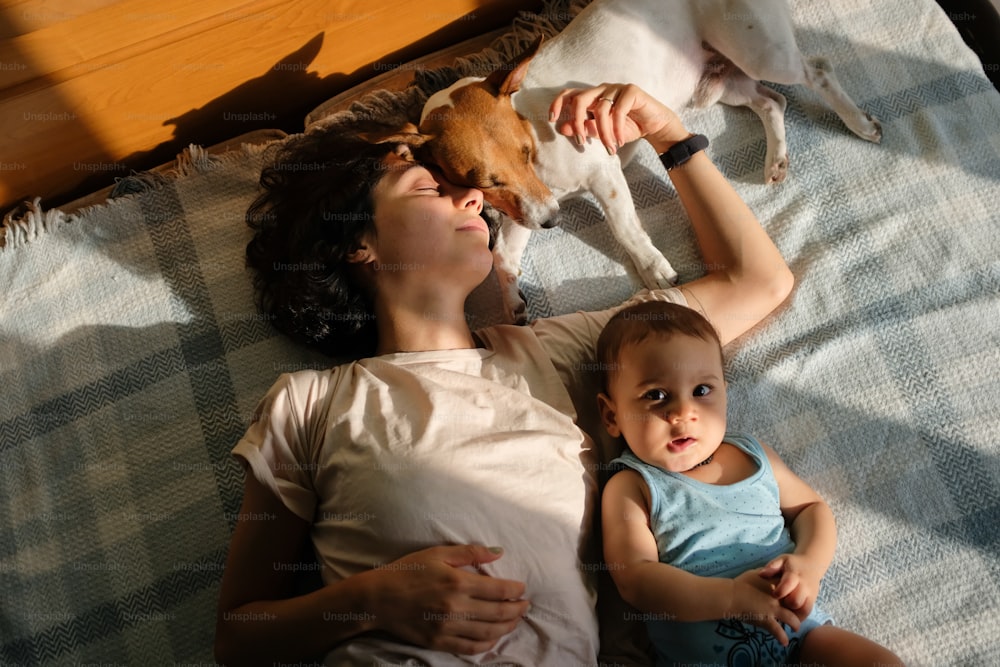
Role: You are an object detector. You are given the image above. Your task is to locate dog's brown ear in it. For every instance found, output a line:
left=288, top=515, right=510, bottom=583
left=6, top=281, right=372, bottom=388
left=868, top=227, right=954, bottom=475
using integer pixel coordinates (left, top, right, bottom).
left=485, top=35, right=543, bottom=96
left=357, top=122, right=433, bottom=148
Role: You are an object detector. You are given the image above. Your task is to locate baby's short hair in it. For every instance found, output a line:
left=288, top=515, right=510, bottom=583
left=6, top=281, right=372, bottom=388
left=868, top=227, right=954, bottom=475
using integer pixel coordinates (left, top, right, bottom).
left=596, top=301, right=722, bottom=390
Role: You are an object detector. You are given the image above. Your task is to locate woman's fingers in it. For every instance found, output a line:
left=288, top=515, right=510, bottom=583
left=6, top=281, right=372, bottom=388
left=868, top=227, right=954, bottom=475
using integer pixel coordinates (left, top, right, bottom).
left=593, top=97, right=615, bottom=152
left=549, top=83, right=680, bottom=153
left=550, top=85, right=618, bottom=146
left=372, top=544, right=530, bottom=653
left=419, top=578, right=529, bottom=654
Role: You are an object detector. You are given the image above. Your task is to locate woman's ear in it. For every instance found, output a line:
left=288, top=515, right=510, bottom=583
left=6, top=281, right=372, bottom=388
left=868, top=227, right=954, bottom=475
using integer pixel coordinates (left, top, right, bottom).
left=346, top=240, right=374, bottom=265
left=392, top=143, right=417, bottom=162
left=597, top=392, right=622, bottom=438
left=345, top=242, right=377, bottom=297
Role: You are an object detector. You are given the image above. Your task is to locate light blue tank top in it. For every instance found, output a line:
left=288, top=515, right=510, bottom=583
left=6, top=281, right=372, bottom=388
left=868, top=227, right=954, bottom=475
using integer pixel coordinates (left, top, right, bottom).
left=613, top=432, right=794, bottom=578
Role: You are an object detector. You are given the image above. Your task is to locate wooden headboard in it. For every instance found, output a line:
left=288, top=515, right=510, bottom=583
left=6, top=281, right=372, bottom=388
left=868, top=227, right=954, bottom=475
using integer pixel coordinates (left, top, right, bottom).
left=0, top=0, right=541, bottom=213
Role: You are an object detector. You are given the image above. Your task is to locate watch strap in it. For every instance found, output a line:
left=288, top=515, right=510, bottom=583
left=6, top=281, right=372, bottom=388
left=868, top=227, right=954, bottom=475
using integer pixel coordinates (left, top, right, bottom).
left=658, top=133, right=709, bottom=171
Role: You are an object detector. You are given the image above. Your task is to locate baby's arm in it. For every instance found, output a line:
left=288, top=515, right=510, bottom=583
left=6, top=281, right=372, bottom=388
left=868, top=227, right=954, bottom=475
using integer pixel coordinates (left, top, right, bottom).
left=759, top=442, right=838, bottom=616
left=602, top=469, right=802, bottom=645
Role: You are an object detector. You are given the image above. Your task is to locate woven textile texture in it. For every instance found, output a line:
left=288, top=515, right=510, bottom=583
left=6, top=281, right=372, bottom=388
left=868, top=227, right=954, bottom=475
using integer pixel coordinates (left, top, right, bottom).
left=2, top=0, right=999, bottom=664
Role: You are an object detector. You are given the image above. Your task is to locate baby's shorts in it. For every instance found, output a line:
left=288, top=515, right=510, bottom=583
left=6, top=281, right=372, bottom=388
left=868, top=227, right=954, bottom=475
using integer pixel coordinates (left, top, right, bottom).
left=647, top=606, right=833, bottom=667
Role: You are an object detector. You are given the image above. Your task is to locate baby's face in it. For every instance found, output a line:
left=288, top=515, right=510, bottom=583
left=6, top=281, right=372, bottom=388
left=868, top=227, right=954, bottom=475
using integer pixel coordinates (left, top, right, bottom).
left=602, top=333, right=727, bottom=473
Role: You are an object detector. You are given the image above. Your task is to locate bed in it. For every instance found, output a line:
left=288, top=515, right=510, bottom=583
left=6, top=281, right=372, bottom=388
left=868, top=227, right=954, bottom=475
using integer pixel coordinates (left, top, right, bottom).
left=1, top=0, right=998, bottom=664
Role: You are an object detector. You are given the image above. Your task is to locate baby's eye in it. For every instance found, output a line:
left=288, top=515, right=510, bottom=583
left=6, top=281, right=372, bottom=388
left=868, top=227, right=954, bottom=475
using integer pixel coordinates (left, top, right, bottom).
left=642, top=389, right=669, bottom=401
left=693, top=384, right=712, bottom=397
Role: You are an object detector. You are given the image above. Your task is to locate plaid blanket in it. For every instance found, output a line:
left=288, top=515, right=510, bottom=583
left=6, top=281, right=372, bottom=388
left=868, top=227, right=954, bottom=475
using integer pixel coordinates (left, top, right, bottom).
left=2, top=0, right=998, bottom=664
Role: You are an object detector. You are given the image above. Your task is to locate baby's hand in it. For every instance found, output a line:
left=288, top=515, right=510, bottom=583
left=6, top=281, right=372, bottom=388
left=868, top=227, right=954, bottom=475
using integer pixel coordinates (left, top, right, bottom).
left=759, top=554, right=823, bottom=618
left=730, top=569, right=802, bottom=646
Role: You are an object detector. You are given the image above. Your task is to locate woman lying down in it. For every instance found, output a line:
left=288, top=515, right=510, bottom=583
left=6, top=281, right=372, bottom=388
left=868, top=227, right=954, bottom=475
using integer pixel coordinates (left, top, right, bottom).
left=214, top=83, right=795, bottom=666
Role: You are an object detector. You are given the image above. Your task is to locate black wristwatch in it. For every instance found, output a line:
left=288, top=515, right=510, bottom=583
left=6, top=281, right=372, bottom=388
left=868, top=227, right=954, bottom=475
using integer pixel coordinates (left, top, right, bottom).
left=658, top=134, right=709, bottom=171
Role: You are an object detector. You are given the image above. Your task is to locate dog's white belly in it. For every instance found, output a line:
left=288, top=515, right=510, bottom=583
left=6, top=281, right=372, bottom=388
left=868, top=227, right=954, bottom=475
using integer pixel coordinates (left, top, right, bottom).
left=523, top=0, right=706, bottom=109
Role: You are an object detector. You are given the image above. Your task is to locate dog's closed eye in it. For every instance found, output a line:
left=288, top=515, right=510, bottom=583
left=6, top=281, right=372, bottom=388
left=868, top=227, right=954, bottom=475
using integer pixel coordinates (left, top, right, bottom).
left=467, top=168, right=504, bottom=189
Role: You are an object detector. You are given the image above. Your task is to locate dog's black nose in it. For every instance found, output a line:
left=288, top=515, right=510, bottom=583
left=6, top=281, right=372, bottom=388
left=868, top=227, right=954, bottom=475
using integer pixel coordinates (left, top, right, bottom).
left=540, top=213, right=561, bottom=229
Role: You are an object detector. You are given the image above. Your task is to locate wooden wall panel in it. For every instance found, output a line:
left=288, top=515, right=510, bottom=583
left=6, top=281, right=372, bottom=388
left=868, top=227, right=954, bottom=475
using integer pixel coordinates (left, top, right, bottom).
left=0, top=0, right=540, bottom=211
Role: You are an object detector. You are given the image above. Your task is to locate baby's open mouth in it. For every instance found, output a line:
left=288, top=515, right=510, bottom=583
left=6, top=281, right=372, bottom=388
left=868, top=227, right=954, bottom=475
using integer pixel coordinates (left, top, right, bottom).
left=668, top=436, right=696, bottom=451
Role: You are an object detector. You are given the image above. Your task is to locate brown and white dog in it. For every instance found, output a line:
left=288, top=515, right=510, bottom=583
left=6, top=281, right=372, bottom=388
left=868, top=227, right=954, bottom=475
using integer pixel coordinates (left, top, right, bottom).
left=379, top=0, right=881, bottom=321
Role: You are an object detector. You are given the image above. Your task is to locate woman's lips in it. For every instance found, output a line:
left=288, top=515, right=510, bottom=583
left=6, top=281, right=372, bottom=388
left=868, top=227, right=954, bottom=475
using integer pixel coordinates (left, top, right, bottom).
left=457, top=218, right=489, bottom=234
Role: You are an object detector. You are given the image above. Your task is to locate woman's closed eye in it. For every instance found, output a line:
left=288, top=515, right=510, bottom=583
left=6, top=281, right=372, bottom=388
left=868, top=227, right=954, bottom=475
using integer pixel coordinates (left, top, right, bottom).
left=412, top=176, right=441, bottom=193
left=407, top=165, right=443, bottom=193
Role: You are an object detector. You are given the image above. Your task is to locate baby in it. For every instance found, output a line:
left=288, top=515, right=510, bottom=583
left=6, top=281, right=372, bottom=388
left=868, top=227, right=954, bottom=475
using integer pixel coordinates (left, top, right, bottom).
left=596, top=300, right=903, bottom=666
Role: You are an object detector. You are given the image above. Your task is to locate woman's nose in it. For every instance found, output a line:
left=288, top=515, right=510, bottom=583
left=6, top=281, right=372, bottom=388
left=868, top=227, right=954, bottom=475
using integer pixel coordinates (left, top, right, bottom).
left=458, top=186, right=484, bottom=214
left=444, top=180, right=484, bottom=214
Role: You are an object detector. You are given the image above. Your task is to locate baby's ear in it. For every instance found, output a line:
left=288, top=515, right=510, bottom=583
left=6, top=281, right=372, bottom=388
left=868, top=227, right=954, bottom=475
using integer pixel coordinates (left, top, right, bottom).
left=597, top=393, right=621, bottom=438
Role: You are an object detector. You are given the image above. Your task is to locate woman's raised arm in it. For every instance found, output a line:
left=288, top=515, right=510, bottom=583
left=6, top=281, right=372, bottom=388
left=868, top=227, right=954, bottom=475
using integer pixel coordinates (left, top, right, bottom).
left=550, top=83, right=793, bottom=345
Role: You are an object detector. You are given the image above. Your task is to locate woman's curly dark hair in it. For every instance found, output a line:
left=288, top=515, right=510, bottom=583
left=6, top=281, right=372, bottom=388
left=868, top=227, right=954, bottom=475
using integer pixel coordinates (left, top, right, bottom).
left=246, top=123, right=394, bottom=359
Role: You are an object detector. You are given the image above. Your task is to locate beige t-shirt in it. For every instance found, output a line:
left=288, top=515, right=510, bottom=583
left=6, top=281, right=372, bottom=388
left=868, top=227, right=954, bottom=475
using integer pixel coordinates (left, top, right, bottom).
left=234, top=288, right=686, bottom=666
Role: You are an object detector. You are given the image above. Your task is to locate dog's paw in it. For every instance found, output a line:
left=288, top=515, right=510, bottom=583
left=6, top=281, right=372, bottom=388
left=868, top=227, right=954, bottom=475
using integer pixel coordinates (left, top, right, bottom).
left=510, top=292, right=528, bottom=325
left=846, top=112, right=882, bottom=144
left=503, top=289, right=528, bottom=325
left=765, top=155, right=789, bottom=185
left=499, top=278, right=529, bottom=325
left=638, top=258, right=679, bottom=290
left=861, top=114, right=883, bottom=144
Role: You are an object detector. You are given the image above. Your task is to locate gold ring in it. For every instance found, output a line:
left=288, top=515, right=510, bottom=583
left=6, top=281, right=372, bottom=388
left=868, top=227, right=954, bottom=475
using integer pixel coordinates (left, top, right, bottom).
left=599, top=96, right=616, bottom=104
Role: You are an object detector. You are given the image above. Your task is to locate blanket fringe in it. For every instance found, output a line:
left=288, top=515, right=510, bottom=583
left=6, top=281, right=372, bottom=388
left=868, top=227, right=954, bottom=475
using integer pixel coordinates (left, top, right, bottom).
left=1, top=141, right=280, bottom=252
left=110, top=170, right=170, bottom=198
left=453, top=0, right=591, bottom=72
left=174, top=144, right=221, bottom=177
left=1, top=197, right=69, bottom=251
left=313, top=0, right=590, bottom=131
left=109, top=144, right=223, bottom=199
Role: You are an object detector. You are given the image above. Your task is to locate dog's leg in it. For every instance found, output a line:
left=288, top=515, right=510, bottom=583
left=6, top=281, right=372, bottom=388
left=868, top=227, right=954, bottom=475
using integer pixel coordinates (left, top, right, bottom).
left=702, top=1, right=881, bottom=156
left=492, top=220, right=532, bottom=324
left=717, top=69, right=791, bottom=184
left=590, top=170, right=678, bottom=289
left=800, top=56, right=882, bottom=143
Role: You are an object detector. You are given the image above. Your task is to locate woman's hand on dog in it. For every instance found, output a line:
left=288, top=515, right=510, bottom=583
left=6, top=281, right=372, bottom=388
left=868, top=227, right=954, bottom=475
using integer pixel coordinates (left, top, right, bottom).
left=549, top=83, right=691, bottom=155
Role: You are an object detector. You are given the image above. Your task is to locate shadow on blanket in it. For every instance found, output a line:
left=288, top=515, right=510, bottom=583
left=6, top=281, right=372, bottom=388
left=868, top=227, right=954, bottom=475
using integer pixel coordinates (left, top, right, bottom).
left=2, top=0, right=999, bottom=664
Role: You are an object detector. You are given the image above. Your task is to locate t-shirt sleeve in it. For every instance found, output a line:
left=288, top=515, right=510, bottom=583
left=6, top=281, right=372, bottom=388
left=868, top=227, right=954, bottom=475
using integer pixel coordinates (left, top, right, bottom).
left=232, top=372, right=324, bottom=522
